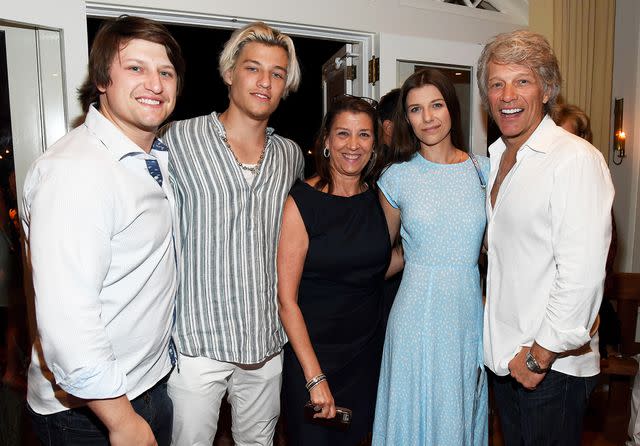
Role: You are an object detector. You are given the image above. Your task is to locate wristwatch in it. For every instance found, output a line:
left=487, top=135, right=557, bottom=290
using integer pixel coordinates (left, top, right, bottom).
left=525, top=351, right=551, bottom=374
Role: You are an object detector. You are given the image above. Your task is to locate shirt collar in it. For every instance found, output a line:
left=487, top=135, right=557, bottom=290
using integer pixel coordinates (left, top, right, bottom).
left=210, top=111, right=275, bottom=140
left=84, top=104, right=160, bottom=161
left=488, top=114, right=557, bottom=158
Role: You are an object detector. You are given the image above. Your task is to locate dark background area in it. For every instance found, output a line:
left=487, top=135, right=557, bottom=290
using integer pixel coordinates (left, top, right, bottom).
left=87, top=18, right=346, bottom=175
left=0, top=32, right=15, bottom=190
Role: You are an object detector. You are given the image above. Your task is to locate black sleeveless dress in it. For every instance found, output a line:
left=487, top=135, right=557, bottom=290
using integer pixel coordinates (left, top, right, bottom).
left=282, top=180, right=391, bottom=446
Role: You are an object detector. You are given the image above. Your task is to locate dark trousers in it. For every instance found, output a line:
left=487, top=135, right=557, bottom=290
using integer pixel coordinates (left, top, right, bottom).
left=491, top=369, right=598, bottom=446
left=28, top=377, right=173, bottom=446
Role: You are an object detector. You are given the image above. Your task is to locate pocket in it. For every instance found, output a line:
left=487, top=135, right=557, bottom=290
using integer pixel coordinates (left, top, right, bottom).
left=61, top=426, right=109, bottom=445
left=56, top=408, right=108, bottom=436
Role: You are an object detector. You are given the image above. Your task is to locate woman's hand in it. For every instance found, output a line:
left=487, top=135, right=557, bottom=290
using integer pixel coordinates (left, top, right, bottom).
left=309, top=380, right=336, bottom=419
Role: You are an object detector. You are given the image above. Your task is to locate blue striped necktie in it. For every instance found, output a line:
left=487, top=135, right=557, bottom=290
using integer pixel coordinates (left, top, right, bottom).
left=146, top=139, right=168, bottom=187
left=147, top=139, right=176, bottom=366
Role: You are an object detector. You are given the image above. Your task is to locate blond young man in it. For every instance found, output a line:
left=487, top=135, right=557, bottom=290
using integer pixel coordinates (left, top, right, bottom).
left=162, top=22, right=303, bottom=445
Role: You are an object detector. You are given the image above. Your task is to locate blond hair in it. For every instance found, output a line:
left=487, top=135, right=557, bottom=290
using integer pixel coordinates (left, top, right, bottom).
left=477, top=29, right=561, bottom=114
left=218, top=22, right=300, bottom=98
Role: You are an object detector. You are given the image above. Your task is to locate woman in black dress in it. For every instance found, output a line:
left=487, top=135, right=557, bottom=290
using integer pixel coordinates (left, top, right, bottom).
left=277, top=95, right=399, bottom=445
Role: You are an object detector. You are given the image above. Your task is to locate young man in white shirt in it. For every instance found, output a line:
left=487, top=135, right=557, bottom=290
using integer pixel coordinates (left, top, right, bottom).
left=161, top=22, right=304, bottom=445
left=23, top=15, right=184, bottom=446
left=477, top=30, right=614, bottom=445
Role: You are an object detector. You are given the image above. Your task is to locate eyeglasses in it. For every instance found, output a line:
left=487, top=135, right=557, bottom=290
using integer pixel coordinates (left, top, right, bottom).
left=331, top=94, right=378, bottom=109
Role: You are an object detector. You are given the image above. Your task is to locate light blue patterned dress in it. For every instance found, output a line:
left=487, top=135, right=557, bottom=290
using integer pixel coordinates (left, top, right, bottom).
left=372, top=153, right=489, bottom=446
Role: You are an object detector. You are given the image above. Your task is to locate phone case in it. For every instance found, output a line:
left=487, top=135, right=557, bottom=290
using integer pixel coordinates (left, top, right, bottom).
left=303, top=401, right=352, bottom=429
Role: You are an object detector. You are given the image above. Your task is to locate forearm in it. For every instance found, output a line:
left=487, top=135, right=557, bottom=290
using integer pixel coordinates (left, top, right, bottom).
left=87, top=396, right=156, bottom=445
left=279, top=304, right=322, bottom=381
left=87, top=395, right=136, bottom=431
left=385, top=243, right=404, bottom=279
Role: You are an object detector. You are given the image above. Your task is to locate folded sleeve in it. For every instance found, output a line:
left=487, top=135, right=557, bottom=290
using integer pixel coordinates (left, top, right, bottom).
left=535, top=147, right=614, bottom=353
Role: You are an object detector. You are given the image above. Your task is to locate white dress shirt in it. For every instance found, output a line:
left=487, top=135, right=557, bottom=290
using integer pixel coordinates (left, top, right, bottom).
left=23, top=105, right=178, bottom=414
left=484, top=115, right=614, bottom=377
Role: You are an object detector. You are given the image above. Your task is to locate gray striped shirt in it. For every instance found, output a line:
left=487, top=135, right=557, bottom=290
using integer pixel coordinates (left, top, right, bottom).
left=163, top=112, right=304, bottom=364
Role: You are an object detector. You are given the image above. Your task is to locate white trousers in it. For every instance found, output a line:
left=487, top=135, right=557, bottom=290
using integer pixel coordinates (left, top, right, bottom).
left=628, top=355, right=640, bottom=446
left=168, top=351, right=283, bottom=446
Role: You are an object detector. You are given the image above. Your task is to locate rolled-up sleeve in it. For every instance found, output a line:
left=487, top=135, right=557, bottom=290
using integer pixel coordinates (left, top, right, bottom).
left=536, top=149, right=614, bottom=353
left=24, top=162, right=127, bottom=399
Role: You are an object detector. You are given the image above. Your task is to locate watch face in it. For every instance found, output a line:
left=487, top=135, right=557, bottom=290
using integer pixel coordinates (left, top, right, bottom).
left=525, top=352, right=546, bottom=374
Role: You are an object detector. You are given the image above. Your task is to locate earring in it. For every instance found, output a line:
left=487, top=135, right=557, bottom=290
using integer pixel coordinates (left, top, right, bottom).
left=323, top=147, right=330, bottom=158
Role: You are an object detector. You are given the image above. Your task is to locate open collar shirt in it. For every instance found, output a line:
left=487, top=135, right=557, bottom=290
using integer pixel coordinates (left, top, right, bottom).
left=162, top=112, right=304, bottom=364
left=23, top=105, right=178, bottom=414
left=484, top=115, right=614, bottom=377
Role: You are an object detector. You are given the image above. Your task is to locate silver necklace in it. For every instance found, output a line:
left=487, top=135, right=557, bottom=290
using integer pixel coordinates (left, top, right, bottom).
left=221, top=135, right=268, bottom=175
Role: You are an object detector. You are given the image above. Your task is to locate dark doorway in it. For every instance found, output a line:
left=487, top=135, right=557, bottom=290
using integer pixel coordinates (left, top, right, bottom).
left=87, top=18, right=346, bottom=176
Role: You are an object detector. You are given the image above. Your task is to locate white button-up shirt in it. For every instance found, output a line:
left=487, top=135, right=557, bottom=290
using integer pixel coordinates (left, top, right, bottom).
left=484, top=115, right=614, bottom=377
left=23, top=106, right=178, bottom=414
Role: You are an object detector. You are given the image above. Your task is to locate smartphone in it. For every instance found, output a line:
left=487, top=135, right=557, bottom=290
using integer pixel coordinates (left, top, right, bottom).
left=303, top=401, right=352, bottom=428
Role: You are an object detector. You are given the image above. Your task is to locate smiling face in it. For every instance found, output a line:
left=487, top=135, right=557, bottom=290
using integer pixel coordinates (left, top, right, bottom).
left=224, top=42, right=289, bottom=122
left=405, top=84, right=452, bottom=151
left=326, top=111, right=375, bottom=181
left=487, top=61, right=548, bottom=151
left=98, top=38, right=177, bottom=150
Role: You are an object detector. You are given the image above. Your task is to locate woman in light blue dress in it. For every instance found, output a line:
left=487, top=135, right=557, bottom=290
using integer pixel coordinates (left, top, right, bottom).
left=372, top=69, right=489, bottom=446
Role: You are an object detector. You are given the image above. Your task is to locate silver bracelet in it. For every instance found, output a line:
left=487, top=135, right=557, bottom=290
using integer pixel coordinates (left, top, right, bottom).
left=305, top=373, right=327, bottom=392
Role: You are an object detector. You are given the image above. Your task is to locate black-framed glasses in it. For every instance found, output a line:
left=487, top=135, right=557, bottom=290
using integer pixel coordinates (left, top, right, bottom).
left=331, top=93, right=378, bottom=109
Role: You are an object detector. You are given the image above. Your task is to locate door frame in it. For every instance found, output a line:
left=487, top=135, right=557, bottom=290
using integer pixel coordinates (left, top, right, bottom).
left=85, top=2, right=379, bottom=98
left=0, top=23, right=67, bottom=216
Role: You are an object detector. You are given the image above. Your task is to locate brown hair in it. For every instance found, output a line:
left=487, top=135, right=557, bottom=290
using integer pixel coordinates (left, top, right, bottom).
left=78, top=15, right=185, bottom=113
left=313, top=95, right=382, bottom=193
left=390, top=69, right=465, bottom=164
left=550, top=103, right=593, bottom=143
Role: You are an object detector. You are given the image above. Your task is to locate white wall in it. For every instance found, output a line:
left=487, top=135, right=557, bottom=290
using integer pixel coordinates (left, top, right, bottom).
left=379, top=33, right=488, bottom=154
left=2, top=0, right=88, bottom=126
left=611, top=0, right=640, bottom=272
left=89, top=0, right=525, bottom=43
left=2, top=0, right=526, bottom=132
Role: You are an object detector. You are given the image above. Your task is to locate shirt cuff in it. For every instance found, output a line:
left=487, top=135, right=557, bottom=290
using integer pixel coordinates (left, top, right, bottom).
left=52, top=360, right=127, bottom=400
left=535, top=320, right=591, bottom=354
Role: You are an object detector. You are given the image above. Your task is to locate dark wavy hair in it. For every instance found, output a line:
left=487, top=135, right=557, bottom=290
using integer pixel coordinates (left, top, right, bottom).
left=378, top=88, right=400, bottom=122
left=390, top=69, right=465, bottom=164
left=313, top=95, right=382, bottom=193
left=78, top=15, right=185, bottom=113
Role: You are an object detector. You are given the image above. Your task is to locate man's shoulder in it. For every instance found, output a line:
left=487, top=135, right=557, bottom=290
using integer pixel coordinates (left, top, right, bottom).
left=34, top=125, right=110, bottom=168
left=24, top=128, right=113, bottom=204
left=269, top=133, right=302, bottom=157
left=165, top=113, right=212, bottom=131
left=160, top=113, right=214, bottom=142
left=547, top=126, right=606, bottom=166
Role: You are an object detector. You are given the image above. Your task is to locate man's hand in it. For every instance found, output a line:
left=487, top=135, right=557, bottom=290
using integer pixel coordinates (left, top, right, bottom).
left=508, top=347, right=546, bottom=390
left=109, top=412, right=157, bottom=446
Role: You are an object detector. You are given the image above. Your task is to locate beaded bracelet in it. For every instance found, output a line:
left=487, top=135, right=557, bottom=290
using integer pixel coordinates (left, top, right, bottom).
left=305, top=373, right=327, bottom=392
